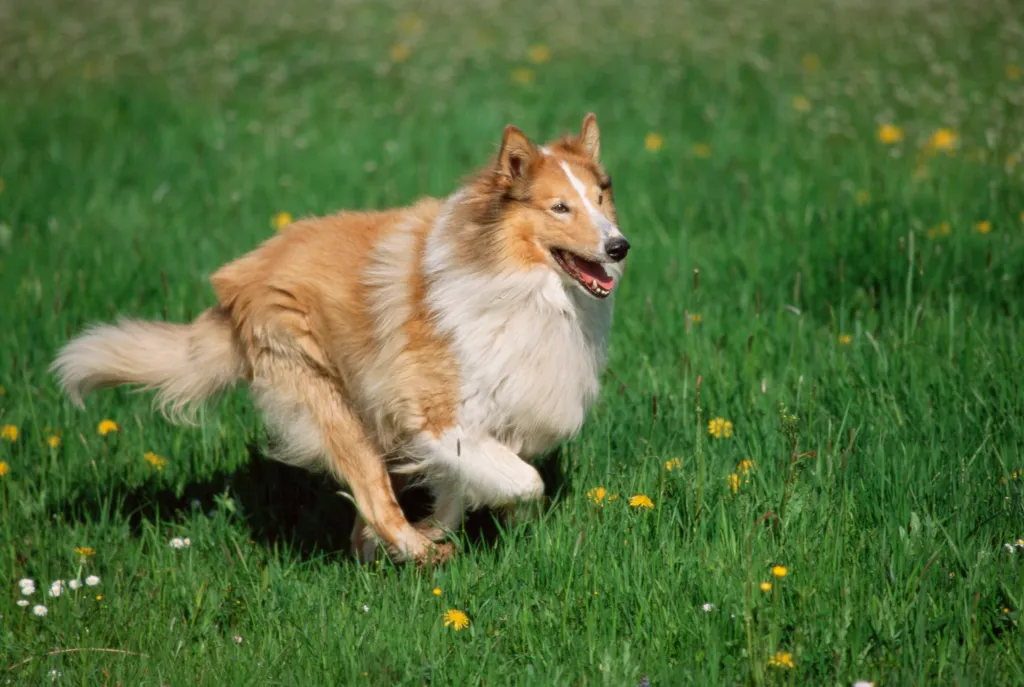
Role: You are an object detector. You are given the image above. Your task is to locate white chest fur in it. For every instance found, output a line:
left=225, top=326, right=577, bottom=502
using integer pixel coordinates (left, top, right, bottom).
left=424, top=227, right=613, bottom=459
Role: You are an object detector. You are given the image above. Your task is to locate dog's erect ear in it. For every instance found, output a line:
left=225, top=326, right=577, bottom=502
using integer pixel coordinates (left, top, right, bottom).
left=579, top=113, right=600, bottom=161
left=498, top=125, right=536, bottom=181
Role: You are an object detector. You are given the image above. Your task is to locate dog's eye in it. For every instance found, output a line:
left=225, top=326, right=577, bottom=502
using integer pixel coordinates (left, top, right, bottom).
left=597, top=192, right=603, bottom=206
left=551, top=203, right=570, bottom=214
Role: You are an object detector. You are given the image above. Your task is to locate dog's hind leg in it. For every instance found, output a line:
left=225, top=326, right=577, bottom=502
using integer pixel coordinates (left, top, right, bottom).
left=254, top=361, right=451, bottom=565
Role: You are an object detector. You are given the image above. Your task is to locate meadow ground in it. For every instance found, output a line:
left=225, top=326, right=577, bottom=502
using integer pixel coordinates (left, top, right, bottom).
left=2, top=0, right=1024, bottom=684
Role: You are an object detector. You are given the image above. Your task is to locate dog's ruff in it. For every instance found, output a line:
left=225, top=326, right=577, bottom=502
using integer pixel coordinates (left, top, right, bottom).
left=51, top=113, right=629, bottom=564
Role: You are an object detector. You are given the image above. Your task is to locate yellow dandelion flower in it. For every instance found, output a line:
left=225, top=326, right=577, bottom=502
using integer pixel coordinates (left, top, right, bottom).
left=95, top=595, right=103, bottom=601
left=0, top=385, right=5, bottom=394
left=511, top=67, right=535, bottom=85
left=1004, top=607, right=1011, bottom=614
left=1, top=425, right=18, bottom=442
left=791, top=95, right=811, bottom=112
left=432, top=587, right=442, bottom=596
left=75, top=546, right=96, bottom=559
left=926, top=222, right=951, bottom=240
left=768, top=650, right=795, bottom=669
left=855, top=189, right=870, bottom=205
left=926, top=128, right=958, bottom=153
left=690, top=313, right=703, bottom=324
left=398, top=13, right=423, bottom=36
left=772, top=565, right=788, bottom=578
left=760, top=581, right=772, bottom=592
left=801, top=53, right=820, bottom=73
left=691, top=143, right=712, bottom=159
left=727, top=473, right=740, bottom=493
left=664, top=457, right=681, bottom=472
left=877, top=124, right=904, bottom=144
left=645, top=132, right=664, bottom=152
left=46, top=433, right=61, bottom=448
left=628, top=494, right=654, bottom=509
left=1007, top=64, right=1022, bottom=81
left=708, top=417, right=733, bottom=439
left=272, top=212, right=293, bottom=231
left=974, top=220, right=991, bottom=235
left=0, top=461, right=8, bottom=477
left=97, top=419, right=119, bottom=436
left=144, top=452, right=168, bottom=471
left=527, top=44, right=551, bottom=64
left=606, top=493, right=620, bottom=502
left=389, top=43, right=411, bottom=63
left=587, top=486, right=607, bottom=505
left=443, top=609, right=470, bottom=631
left=737, top=459, right=755, bottom=476
left=837, top=334, right=852, bottom=345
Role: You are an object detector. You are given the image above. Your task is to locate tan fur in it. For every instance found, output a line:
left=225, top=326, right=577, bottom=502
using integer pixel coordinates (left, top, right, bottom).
left=52, top=114, right=619, bottom=566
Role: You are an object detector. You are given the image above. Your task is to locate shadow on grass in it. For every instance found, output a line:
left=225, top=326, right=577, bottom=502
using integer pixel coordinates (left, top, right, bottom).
left=52, top=442, right=571, bottom=561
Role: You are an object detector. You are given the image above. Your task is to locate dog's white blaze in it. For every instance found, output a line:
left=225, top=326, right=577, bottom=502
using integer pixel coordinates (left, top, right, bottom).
left=558, top=161, right=620, bottom=241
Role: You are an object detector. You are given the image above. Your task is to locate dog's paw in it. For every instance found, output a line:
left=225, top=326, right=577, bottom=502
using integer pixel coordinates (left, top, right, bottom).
left=416, top=541, right=457, bottom=568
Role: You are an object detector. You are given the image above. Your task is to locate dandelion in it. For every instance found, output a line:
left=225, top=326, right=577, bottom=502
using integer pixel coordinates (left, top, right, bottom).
left=443, top=609, right=470, bottom=630
left=644, top=132, right=664, bottom=152
left=511, top=67, right=534, bottom=85
left=801, top=53, right=820, bottom=72
left=16, top=599, right=29, bottom=608
left=692, top=143, right=712, bottom=159
left=271, top=211, right=293, bottom=231
left=791, top=95, right=811, bottom=112
left=32, top=604, right=48, bottom=617
left=664, top=457, right=681, bottom=472
left=628, top=494, right=654, bottom=509
left=690, top=313, right=703, bottom=324
left=0, top=461, right=8, bottom=477
left=97, top=419, right=119, bottom=436
left=95, top=595, right=103, bottom=601
left=925, top=128, right=958, bottom=153
left=144, top=451, right=168, bottom=471
left=760, top=581, right=772, bottom=592
left=85, top=575, right=100, bottom=586
left=68, top=579, right=82, bottom=590
left=737, top=459, right=755, bottom=476
left=527, top=44, right=551, bottom=64
left=926, top=222, right=951, bottom=239
left=75, top=546, right=96, bottom=559
left=708, top=417, right=733, bottom=439
left=974, top=220, right=991, bottom=235
left=727, top=473, right=740, bottom=493
left=702, top=602, right=715, bottom=612
left=837, top=334, right=852, bottom=345
left=772, top=565, right=788, bottom=578
left=855, top=189, right=870, bottom=205
left=389, top=43, right=411, bottom=63
left=1, top=424, right=18, bottom=441
left=587, top=486, right=607, bottom=505
left=768, top=650, right=794, bottom=668
left=1006, top=64, right=1022, bottom=80
left=169, top=537, right=190, bottom=549
left=433, top=587, right=442, bottom=596
left=877, top=124, right=904, bottom=144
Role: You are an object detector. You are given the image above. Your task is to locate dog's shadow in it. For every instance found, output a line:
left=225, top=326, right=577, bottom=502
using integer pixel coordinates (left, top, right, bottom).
left=54, top=442, right=571, bottom=561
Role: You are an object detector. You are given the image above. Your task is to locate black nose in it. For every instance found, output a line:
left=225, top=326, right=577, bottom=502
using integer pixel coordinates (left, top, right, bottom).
left=604, top=237, right=630, bottom=262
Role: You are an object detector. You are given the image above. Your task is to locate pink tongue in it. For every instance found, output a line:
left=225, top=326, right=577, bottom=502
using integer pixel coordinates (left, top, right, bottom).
left=572, top=256, right=615, bottom=290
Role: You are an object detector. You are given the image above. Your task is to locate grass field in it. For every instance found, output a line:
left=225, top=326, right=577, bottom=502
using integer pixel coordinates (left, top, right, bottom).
left=2, top=0, right=1024, bottom=683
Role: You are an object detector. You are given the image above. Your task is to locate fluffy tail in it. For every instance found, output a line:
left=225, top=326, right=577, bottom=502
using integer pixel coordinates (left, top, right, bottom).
left=51, top=307, right=247, bottom=422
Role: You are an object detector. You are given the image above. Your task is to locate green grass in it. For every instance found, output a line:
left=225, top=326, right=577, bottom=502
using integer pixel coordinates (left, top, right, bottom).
left=2, top=0, right=1024, bottom=683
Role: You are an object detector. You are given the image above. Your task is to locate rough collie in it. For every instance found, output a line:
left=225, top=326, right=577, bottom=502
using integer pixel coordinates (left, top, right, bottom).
left=52, top=113, right=629, bottom=565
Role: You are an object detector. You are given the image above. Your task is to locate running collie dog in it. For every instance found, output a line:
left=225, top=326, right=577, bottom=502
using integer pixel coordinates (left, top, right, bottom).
left=52, top=114, right=629, bottom=565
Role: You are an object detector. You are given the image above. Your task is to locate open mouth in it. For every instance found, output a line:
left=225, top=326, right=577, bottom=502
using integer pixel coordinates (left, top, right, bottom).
left=551, top=249, right=615, bottom=298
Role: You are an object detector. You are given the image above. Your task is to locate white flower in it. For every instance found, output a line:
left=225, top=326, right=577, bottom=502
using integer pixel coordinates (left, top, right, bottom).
left=49, top=669, right=61, bottom=681
left=49, top=581, right=64, bottom=598
left=16, top=599, right=29, bottom=608
left=32, top=604, right=48, bottom=616
left=183, top=538, right=191, bottom=547
left=362, top=604, right=369, bottom=613
left=702, top=602, right=715, bottom=613
left=18, top=578, right=34, bottom=589
left=20, top=583, right=36, bottom=596
left=85, top=575, right=100, bottom=586
left=68, top=579, right=82, bottom=590
left=233, top=635, right=243, bottom=645
left=1005, top=543, right=1015, bottom=553
left=853, top=682, right=874, bottom=687
left=169, top=537, right=191, bottom=549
